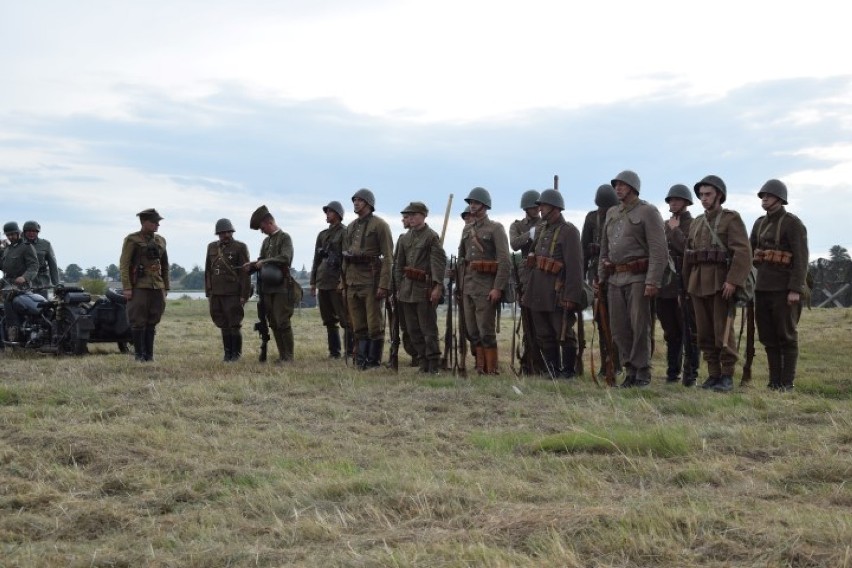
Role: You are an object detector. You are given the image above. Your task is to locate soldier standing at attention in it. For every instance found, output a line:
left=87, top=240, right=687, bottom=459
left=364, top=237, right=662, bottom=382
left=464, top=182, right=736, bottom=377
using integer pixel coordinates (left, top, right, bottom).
left=342, top=189, right=394, bottom=369
left=682, top=175, right=752, bottom=393
left=310, top=201, right=349, bottom=359
left=509, top=190, right=541, bottom=288
left=750, top=179, right=809, bottom=391
left=655, top=185, right=700, bottom=386
left=458, top=187, right=511, bottom=374
left=394, top=202, right=447, bottom=374
left=21, top=220, right=59, bottom=298
left=1, top=221, right=39, bottom=342
left=120, top=208, right=169, bottom=362
left=245, top=205, right=295, bottom=363
left=597, top=171, right=668, bottom=388
left=522, top=190, right=584, bottom=378
left=581, top=184, right=620, bottom=377
left=205, top=218, right=251, bottom=362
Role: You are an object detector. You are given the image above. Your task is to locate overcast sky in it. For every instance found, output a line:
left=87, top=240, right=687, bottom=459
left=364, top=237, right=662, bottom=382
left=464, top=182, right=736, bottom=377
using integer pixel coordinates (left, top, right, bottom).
left=2, top=0, right=850, bottom=276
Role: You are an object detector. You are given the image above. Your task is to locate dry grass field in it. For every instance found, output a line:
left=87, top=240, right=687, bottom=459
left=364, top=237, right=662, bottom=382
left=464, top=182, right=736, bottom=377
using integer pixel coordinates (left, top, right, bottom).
left=1, top=300, right=850, bottom=567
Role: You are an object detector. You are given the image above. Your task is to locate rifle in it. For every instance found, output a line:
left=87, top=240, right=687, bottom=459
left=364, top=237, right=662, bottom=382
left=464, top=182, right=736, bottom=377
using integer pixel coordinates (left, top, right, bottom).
left=510, top=253, right=546, bottom=375
left=455, top=259, right=468, bottom=377
left=594, top=282, right=617, bottom=387
left=340, top=286, right=354, bottom=366
left=387, top=272, right=400, bottom=373
left=441, top=256, right=456, bottom=371
left=253, top=274, right=270, bottom=362
left=575, top=309, right=585, bottom=376
left=740, top=301, right=755, bottom=384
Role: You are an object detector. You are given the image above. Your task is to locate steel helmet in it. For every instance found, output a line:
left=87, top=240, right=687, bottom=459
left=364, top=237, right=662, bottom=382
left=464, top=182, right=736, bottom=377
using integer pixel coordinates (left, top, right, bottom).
left=595, top=184, right=618, bottom=208
left=214, top=218, right=235, bottom=234
left=520, top=190, right=540, bottom=209
left=758, top=179, right=788, bottom=205
left=464, top=187, right=492, bottom=209
left=536, top=189, right=564, bottom=210
left=460, top=205, right=471, bottom=219
left=322, top=200, right=345, bottom=219
left=3, top=221, right=20, bottom=234
left=351, top=188, right=376, bottom=209
left=694, top=175, right=727, bottom=204
left=665, top=184, right=693, bottom=205
left=22, top=220, right=41, bottom=232
left=611, top=170, right=641, bottom=194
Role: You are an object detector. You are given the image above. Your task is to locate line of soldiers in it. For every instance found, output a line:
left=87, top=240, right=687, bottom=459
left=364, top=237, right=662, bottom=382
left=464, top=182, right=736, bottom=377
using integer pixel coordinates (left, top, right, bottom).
left=18, top=172, right=806, bottom=393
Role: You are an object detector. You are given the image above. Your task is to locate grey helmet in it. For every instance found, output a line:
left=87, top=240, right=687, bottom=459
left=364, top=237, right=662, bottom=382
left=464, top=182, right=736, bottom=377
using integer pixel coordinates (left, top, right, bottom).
left=536, top=189, right=564, bottom=210
left=758, top=179, right=788, bottom=205
left=323, top=200, right=345, bottom=219
left=611, top=170, right=641, bottom=194
left=22, top=220, right=41, bottom=232
left=464, top=186, right=492, bottom=209
left=351, top=188, right=376, bottom=209
left=3, top=221, right=20, bottom=234
left=460, top=205, right=471, bottom=219
left=694, top=175, right=727, bottom=204
left=214, top=218, right=235, bottom=234
left=665, top=184, right=693, bottom=205
left=519, top=190, right=540, bottom=209
left=594, top=184, right=618, bottom=208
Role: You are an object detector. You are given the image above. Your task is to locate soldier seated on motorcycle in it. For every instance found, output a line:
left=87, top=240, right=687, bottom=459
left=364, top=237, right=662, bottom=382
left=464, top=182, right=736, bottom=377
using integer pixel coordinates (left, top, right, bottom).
left=1, top=221, right=40, bottom=343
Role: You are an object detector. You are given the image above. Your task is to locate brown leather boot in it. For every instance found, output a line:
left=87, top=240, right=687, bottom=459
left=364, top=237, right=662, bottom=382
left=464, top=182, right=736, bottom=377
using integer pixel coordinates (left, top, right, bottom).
left=475, top=346, right=485, bottom=374
left=484, top=347, right=500, bottom=375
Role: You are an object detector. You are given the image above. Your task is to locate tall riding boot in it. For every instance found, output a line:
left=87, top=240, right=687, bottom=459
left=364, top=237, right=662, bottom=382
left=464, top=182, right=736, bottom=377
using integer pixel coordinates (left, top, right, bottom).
left=327, top=326, right=341, bottom=359
left=560, top=345, right=577, bottom=380
left=484, top=346, right=500, bottom=375
left=475, top=346, right=486, bottom=374
left=765, top=347, right=783, bottom=390
left=356, top=339, right=369, bottom=369
left=132, top=328, right=145, bottom=361
left=273, top=331, right=288, bottom=364
left=665, top=341, right=682, bottom=382
left=144, top=326, right=156, bottom=362
left=221, top=329, right=232, bottom=362
left=544, top=346, right=560, bottom=378
left=683, top=341, right=700, bottom=386
left=780, top=347, right=798, bottom=391
left=366, top=338, right=384, bottom=369
left=231, top=331, right=242, bottom=361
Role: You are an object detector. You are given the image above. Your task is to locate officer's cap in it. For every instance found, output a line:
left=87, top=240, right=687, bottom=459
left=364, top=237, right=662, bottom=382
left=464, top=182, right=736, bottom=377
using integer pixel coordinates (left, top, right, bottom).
left=400, top=201, right=429, bottom=216
left=250, top=205, right=272, bottom=230
left=137, top=208, right=163, bottom=222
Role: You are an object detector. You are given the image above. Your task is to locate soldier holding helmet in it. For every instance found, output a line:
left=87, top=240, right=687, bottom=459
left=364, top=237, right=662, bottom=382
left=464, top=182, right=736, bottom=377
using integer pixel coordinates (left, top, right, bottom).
left=205, top=218, right=251, bottom=361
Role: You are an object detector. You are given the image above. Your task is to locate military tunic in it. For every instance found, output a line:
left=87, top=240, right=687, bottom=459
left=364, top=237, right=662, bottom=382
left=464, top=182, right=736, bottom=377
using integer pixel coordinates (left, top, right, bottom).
left=522, top=215, right=583, bottom=356
left=258, top=229, right=296, bottom=360
left=26, top=237, right=59, bottom=294
left=509, top=216, right=540, bottom=289
left=749, top=206, right=809, bottom=387
left=394, top=223, right=447, bottom=365
left=119, top=231, right=169, bottom=328
left=598, top=199, right=667, bottom=377
left=683, top=208, right=752, bottom=377
left=581, top=205, right=620, bottom=373
left=342, top=213, right=394, bottom=341
left=1, top=240, right=39, bottom=333
left=458, top=216, right=510, bottom=348
left=311, top=222, right=349, bottom=332
left=205, top=239, right=251, bottom=330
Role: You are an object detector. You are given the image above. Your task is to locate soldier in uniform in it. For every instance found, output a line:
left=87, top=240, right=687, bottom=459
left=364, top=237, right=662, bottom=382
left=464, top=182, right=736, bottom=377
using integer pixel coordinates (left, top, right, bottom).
left=458, top=187, right=511, bottom=374
left=393, top=211, right=421, bottom=367
left=509, top=190, right=541, bottom=288
left=245, top=205, right=296, bottom=363
left=581, top=184, right=620, bottom=377
left=597, top=171, right=668, bottom=388
left=394, top=202, right=447, bottom=374
left=461, top=206, right=472, bottom=224
left=21, top=220, right=59, bottom=298
left=120, top=208, right=169, bottom=361
left=655, top=185, right=700, bottom=386
left=341, top=189, right=394, bottom=369
left=682, top=175, right=752, bottom=392
left=205, top=218, right=251, bottom=362
left=749, top=179, right=809, bottom=391
left=1, top=221, right=39, bottom=342
left=522, top=190, right=584, bottom=378
left=310, top=201, right=350, bottom=359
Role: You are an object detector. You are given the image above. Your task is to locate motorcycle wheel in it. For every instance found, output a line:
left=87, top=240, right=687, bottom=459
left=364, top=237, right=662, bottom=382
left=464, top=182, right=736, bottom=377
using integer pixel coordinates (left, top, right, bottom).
left=59, top=306, right=90, bottom=356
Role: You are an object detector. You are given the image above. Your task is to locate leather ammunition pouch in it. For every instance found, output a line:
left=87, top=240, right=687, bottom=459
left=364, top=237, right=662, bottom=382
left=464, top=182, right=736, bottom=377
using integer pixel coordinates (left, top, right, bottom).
left=605, top=257, right=649, bottom=275
left=469, top=260, right=499, bottom=274
left=686, top=249, right=728, bottom=265
left=534, top=255, right=564, bottom=275
left=754, top=249, right=792, bottom=266
left=343, top=252, right=378, bottom=265
left=403, top=267, right=429, bottom=282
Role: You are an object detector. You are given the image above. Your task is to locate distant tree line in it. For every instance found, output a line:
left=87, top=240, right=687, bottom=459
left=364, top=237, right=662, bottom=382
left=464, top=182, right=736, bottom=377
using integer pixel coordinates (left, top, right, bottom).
left=808, top=245, right=852, bottom=308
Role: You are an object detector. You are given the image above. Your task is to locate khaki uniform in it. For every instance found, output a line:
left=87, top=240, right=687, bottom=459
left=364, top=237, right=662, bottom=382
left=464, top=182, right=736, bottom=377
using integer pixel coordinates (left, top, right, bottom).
left=509, top=216, right=539, bottom=288
left=26, top=237, right=59, bottom=295
left=655, top=212, right=699, bottom=383
left=581, top=206, right=620, bottom=374
left=342, top=213, right=394, bottom=342
left=522, top=215, right=584, bottom=376
left=311, top=222, right=349, bottom=357
left=205, top=239, right=251, bottom=330
left=394, top=223, right=447, bottom=370
left=683, top=208, right=752, bottom=378
left=1, top=240, right=39, bottom=333
left=598, top=199, right=668, bottom=381
left=259, top=230, right=296, bottom=361
left=458, top=216, right=510, bottom=372
left=749, top=207, right=808, bottom=388
left=120, top=231, right=169, bottom=329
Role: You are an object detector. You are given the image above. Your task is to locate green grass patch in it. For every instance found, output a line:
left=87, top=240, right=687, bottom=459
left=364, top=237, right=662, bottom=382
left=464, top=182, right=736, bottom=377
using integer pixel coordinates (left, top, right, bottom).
left=0, top=386, right=21, bottom=405
left=469, top=431, right=537, bottom=453
left=529, top=426, right=696, bottom=458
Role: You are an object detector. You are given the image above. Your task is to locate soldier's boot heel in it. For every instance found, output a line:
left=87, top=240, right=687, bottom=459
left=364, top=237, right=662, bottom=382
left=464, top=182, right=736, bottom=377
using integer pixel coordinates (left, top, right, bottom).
left=327, top=327, right=341, bottom=359
left=221, top=330, right=232, bottom=362
left=231, top=331, right=242, bottom=361
left=484, top=347, right=500, bottom=375
left=144, top=326, right=156, bottom=362
left=780, top=347, right=798, bottom=391
left=474, top=346, right=486, bottom=374
left=132, top=328, right=145, bottom=361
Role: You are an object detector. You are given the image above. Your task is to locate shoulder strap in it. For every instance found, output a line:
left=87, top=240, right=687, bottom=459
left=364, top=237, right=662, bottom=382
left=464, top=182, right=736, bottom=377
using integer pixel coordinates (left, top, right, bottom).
left=700, top=212, right=725, bottom=250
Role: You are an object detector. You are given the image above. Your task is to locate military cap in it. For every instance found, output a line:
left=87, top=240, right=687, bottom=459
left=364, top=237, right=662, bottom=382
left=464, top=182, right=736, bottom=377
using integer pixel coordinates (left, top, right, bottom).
left=460, top=206, right=471, bottom=219
left=250, top=205, right=272, bottom=230
left=322, top=201, right=345, bottom=219
left=3, top=221, right=20, bottom=234
left=400, top=201, right=428, bottom=216
left=137, top=208, right=163, bottom=222
left=22, top=220, right=41, bottom=232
